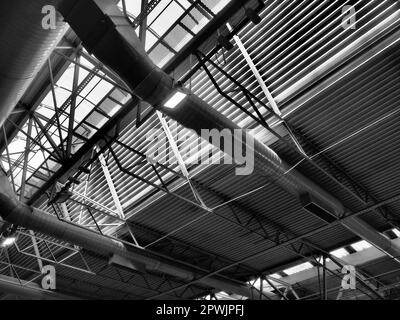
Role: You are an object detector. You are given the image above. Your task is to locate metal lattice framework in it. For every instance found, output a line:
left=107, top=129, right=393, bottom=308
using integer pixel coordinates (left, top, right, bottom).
left=1, top=0, right=400, bottom=300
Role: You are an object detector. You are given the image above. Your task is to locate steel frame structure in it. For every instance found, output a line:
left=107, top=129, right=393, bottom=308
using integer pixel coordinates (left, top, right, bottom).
left=1, top=0, right=400, bottom=300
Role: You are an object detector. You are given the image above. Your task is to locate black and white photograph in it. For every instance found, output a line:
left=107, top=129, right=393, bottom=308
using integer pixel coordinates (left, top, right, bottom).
left=0, top=0, right=399, bottom=316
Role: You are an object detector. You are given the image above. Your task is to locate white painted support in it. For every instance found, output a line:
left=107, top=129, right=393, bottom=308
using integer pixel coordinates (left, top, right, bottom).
left=96, top=147, right=125, bottom=220
left=226, top=23, right=281, bottom=116
left=156, top=111, right=208, bottom=209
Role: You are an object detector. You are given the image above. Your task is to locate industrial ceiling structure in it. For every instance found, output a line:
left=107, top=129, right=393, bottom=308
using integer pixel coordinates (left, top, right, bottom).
left=0, top=0, right=399, bottom=301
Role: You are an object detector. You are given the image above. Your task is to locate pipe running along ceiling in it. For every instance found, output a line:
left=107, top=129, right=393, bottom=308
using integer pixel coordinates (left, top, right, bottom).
left=0, top=0, right=399, bottom=299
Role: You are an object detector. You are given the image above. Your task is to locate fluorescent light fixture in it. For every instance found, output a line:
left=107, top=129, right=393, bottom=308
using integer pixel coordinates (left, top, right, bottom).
left=393, top=228, right=400, bottom=238
left=351, top=240, right=372, bottom=252
left=283, top=262, right=313, bottom=275
left=163, top=91, right=187, bottom=109
left=1, top=236, right=16, bottom=247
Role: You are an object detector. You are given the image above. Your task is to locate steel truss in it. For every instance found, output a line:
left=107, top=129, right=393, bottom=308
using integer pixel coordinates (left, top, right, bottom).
left=1, top=0, right=398, bottom=300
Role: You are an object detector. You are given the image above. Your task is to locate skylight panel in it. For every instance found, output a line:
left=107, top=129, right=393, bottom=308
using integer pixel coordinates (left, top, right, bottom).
left=145, top=31, right=158, bottom=51
left=118, top=0, right=141, bottom=16
left=330, top=248, right=349, bottom=258
left=85, top=80, right=114, bottom=105
left=351, top=240, right=372, bottom=252
left=164, top=24, right=193, bottom=52
left=148, top=43, right=174, bottom=68
left=269, top=273, right=282, bottom=279
left=207, top=0, right=232, bottom=14
left=98, top=98, right=122, bottom=118
left=110, top=88, right=131, bottom=104
left=54, top=86, right=72, bottom=107
left=150, top=2, right=184, bottom=35
left=37, top=103, right=55, bottom=119
left=147, top=0, right=172, bottom=25
left=74, top=99, right=94, bottom=124
left=79, top=54, right=96, bottom=70
left=56, top=63, right=74, bottom=87
left=185, top=7, right=210, bottom=34
left=6, top=139, right=26, bottom=155
left=29, top=151, right=46, bottom=169
left=283, top=262, right=313, bottom=275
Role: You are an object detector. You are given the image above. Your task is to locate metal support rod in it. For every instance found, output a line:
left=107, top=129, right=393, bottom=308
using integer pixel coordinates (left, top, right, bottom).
left=2, top=126, right=16, bottom=193
left=67, top=186, right=120, bottom=217
left=265, top=277, right=288, bottom=300
left=18, top=117, right=44, bottom=272
left=78, top=148, right=95, bottom=224
left=47, top=58, right=66, bottom=158
left=28, top=232, right=43, bottom=271
left=32, top=113, right=64, bottom=162
left=226, top=23, right=281, bottom=116
left=156, top=111, right=208, bottom=208
left=96, top=146, right=125, bottom=220
left=60, top=202, right=72, bottom=221
left=139, top=0, right=148, bottom=43
left=66, top=55, right=80, bottom=157
left=53, top=50, right=131, bottom=94
left=19, top=117, right=32, bottom=200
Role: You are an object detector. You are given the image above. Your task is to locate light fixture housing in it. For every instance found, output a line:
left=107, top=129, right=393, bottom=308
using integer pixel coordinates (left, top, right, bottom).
left=163, top=91, right=187, bottom=109
left=300, top=193, right=337, bottom=223
left=0, top=236, right=17, bottom=247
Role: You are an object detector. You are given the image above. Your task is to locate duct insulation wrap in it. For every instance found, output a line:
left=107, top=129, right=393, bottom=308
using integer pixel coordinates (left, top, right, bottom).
left=0, top=0, right=67, bottom=127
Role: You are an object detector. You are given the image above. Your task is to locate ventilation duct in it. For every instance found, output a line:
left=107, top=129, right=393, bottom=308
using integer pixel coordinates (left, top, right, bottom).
left=300, top=193, right=337, bottom=224
left=0, top=0, right=67, bottom=128
left=0, top=0, right=399, bottom=299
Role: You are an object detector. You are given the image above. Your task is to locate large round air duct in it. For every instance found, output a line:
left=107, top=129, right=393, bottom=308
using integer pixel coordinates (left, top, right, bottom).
left=0, top=0, right=67, bottom=127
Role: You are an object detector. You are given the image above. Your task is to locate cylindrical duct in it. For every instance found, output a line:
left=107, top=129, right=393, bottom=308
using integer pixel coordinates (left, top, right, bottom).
left=0, top=0, right=67, bottom=127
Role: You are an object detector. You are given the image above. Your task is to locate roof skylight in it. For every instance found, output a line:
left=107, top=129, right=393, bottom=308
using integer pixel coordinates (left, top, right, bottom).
left=283, top=262, right=313, bottom=275
left=330, top=248, right=349, bottom=259
left=351, top=240, right=372, bottom=252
